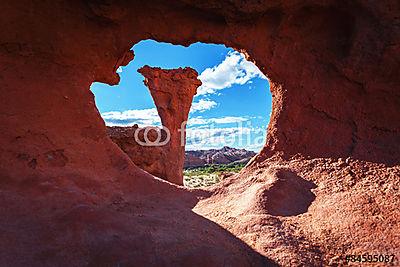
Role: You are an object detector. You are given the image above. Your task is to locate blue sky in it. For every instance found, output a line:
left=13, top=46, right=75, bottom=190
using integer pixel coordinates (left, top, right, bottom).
left=91, top=40, right=271, bottom=151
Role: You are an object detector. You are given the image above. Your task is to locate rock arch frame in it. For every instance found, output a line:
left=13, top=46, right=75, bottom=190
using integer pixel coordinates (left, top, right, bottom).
left=0, top=1, right=399, bottom=266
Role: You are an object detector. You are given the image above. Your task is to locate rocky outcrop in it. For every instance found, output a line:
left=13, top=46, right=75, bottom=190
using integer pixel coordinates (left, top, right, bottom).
left=195, top=157, right=400, bottom=266
left=107, top=125, right=169, bottom=180
left=1, top=1, right=399, bottom=266
left=107, top=66, right=201, bottom=185
left=137, top=66, right=201, bottom=184
left=184, top=146, right=256, bottom=168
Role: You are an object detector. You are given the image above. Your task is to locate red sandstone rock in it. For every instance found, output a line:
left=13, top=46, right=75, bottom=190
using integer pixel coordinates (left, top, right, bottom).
left=108, top=66, right=201, bottom=185
left=0, top=1, right=399, bottom=266
left=137, top=66, right=201, bottom=185
left=107, top=125, right=170, bottom=179
left=195, top=156, right=400, bottom=265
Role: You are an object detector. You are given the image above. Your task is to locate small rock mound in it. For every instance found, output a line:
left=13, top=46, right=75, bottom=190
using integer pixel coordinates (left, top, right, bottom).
left=257, top=169, right=317, bottom=216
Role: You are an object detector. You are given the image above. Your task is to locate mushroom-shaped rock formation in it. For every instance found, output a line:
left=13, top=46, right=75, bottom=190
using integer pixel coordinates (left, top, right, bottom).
left=134, top=66, right=201, bottom=184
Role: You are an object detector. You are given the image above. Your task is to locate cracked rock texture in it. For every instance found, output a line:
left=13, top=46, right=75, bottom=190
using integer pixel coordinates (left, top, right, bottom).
left=0, top=0, right=399, bottom=266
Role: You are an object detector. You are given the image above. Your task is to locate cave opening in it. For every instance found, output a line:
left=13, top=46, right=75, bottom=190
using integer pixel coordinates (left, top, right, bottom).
left=91, top=39, right=272, bottom=187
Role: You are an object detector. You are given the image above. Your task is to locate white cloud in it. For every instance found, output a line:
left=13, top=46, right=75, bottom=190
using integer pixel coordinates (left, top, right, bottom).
left=185, top=125, right=266, bottom=151
left=101, top=106, right=251, bottom=128
left=185, top=126, right=251, bottom=150
left=101, top=108, right=161, bottom=127
left=190, top=99, right=217, bottom=113
left=209, top=116, right=249, bottom=124
left=197, top=51, right=267, bottom=95
left=116, top=66, right=123, bottom=73
left=100, top=109, right=266, bottom=151
left=187, top=117, right=209, bottom=125
left=187, top=116, right=249, bottom=125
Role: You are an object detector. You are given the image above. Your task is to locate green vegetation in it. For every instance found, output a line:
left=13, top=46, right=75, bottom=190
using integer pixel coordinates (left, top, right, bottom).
left=183, top=162, right=246, bottom=188
left=184, top=162, right=246, bottom=176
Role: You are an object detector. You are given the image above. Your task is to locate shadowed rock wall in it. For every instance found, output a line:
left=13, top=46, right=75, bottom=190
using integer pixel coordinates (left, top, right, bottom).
left=107, top=125, right=170, bottom=181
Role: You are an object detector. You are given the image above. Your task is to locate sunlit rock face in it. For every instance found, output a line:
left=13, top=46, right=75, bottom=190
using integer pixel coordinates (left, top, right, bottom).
left=0, top=1, right=399, bottom=266
left=108, top=66, right=201, bottom=185
left=138, top=66, right=201, bottom=184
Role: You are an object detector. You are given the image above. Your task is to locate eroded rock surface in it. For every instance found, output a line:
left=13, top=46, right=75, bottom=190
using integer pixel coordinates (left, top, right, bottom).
left=135, top=66, right=201, bottom=184
left=195, top=157, right=400, bottom=265
left=107, top=125, right=169, bottom=180
left=0, top=0, right=399, bottom=266
left=108, top=66, right=200, bottom=185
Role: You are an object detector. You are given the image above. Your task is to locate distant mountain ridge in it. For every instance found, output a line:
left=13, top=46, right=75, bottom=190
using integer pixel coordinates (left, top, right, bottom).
left=184, top=146, right=256, bottom=168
